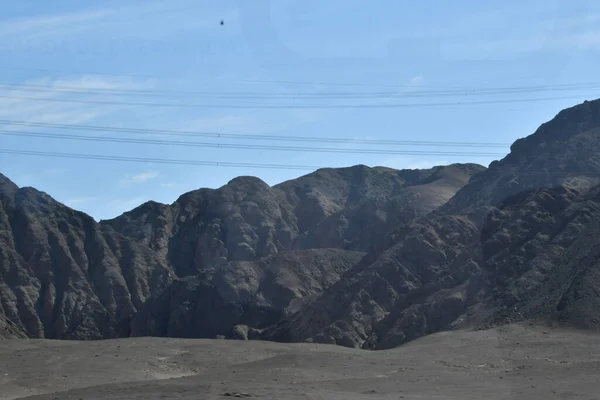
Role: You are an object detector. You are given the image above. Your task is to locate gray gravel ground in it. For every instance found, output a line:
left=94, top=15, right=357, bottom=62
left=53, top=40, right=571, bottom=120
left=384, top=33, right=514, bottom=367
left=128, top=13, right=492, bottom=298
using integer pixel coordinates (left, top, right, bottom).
left=1, top=324, right=599, bottom=400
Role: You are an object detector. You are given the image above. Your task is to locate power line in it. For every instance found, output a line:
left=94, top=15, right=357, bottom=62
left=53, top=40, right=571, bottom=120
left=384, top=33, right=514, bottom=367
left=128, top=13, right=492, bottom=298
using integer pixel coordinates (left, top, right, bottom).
left=0, top=93, right=594, bottom=109
left=0, top=130, right=507, bottom=157
left=1, top=81, right=600, bottom=100
left=0, top=119, right=511, bottom=147
left=2, top=64, right=599, bottom=93
left=0, top=148, right=324, bottom=170
left=220, top=77, right=464, bottom=89
left=0, top=65, right=462, bottom=89
left=0, top=65, right=472, bottom=89
left=226, top=78, right=600, bottom=92
left=0, top=82, right=399, bottom=98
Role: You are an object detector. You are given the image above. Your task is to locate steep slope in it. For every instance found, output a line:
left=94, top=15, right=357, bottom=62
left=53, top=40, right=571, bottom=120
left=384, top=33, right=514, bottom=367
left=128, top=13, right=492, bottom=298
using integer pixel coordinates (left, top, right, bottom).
left=0, top=163, right=483, bottom=342
left=443, top=99, right=600, bottom=212
left=102, top=164, right=481, bottom=340
left=364, top=183, right=600, bottom=349
left=104, top=164, right=484, bottom=273
left=291, top=164, right=484, bottom=251
left=103, top=176, right=299, bottom=277
left=0, top=174, right=173, bottom=339
left=0, top=314, right=27, bottom=338
left=129, top=248, right=364, bottom=339
left=266, top=98, right=600, bottom=349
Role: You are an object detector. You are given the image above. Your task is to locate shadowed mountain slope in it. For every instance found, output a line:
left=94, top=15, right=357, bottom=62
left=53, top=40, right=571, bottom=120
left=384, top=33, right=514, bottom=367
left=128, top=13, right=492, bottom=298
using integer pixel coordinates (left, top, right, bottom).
left=264, top=99, right=600, bottom=349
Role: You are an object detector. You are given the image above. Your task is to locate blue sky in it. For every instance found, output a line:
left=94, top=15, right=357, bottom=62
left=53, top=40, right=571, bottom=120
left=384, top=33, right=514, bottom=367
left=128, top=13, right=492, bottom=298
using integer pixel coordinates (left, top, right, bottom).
left=1, top=0, right=600, bottom=220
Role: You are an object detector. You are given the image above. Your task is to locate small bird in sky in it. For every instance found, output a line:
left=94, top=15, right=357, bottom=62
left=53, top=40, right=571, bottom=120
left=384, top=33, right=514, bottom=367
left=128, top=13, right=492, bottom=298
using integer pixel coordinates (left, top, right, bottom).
left=220, top=20, right=224, bottom=26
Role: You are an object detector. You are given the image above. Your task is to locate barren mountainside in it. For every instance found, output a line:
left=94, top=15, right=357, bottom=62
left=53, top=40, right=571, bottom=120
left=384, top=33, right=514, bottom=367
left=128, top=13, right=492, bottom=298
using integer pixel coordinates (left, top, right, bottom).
left=104, top=163, right=483, bottom=339
left=102, top=163, right=483, bottom=272
left=265, top=99, right=600, bottom=349
left=0, top=162, right=481, bottom=340
left=0, top=174, right=173, bottom=339
left=129, top=249, right=366, bottom=339
left=3, top=99, right=600, bottom=348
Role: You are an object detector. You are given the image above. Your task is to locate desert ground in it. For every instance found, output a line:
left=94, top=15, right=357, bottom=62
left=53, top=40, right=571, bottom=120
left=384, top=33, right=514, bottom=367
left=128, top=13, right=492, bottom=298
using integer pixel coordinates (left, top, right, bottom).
left=1, top=325, right=599, bottom=400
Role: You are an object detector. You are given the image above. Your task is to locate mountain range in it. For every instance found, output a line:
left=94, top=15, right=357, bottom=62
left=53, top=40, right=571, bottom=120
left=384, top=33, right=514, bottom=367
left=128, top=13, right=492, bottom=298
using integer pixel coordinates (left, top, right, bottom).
left=2, top=98, right=600, bottom=349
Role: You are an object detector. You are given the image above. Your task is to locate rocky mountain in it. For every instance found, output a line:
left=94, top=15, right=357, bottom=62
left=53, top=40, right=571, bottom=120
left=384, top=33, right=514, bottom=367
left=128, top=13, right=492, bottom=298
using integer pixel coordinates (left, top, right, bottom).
left=265, top=99, right=600, bottom=349
left=0, top=174, right=173, bottom=339
left=4, top=98, right=600, bottom=348
left=103, top=163, right=483, bottom=273
left=102, top=163, right=481, bottom=339
left=129, top=249, right=365, bottom=339
left=289, top=164, right=484, bottom=252
left=0, top=162, right=481, bottom=341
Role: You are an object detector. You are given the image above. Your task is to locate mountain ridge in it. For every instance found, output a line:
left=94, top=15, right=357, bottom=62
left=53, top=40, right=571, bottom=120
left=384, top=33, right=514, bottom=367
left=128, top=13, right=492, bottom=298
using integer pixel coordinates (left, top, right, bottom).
left=3, top=98, right=600, bottom=347
left=264, top=98, right=600, bottom=349
left=1, top=162, right=482, bottom=340
left=0, top=176, right=174, bottom=339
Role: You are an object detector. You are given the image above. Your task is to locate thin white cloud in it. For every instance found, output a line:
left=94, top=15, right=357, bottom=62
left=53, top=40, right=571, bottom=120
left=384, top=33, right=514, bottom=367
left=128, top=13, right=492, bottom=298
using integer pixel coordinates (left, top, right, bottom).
left=160, top=182, right=178, bottom=188
left=403, top=74, right=425, bottom=94
left=0, top=75, right=156, bottom=126
left=0, top=9, right=114, bottom=38
left=119, top=171, right=160, bottom=187
left=40, top=75, right=158, bottom=91
left=408, top=74, right=425, bottom=87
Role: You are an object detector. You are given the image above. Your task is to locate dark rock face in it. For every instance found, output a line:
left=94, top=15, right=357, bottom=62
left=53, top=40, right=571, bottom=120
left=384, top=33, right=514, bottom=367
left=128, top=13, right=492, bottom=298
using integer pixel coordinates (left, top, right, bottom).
left=1, top=163, right=478, bottom=341
left=6, top=99, right=600, bottom=348
left=290, top=164, right=485, bottom=252
left=103, top=164, right=484, bottom=273
left=104, top=163, right=482, bottom=340
left=130, top=249, right=365, bottom=338
left=0, top=178, right=173, bottom=339
left=266, top=98, right=600, bottom=349
left=443, top=100, right=600, bottom=213
left=0, top=315, right=27, bottom=339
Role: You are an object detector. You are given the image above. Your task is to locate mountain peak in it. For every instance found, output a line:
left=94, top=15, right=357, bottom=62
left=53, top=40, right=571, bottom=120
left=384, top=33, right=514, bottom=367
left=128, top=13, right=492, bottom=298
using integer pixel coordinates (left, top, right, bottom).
left=439, top=98, right=600, bottom=212
left=4, top=97, right=600, bottom=352
left=509, top=98, right=600, bottom=159
left=225, top=176, right=271, bottom=193
left=227, top=175, right=269, bottom=186
left=0, top=173, right=19, bottom=197
left=103, top=200, right=169, bottom=223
